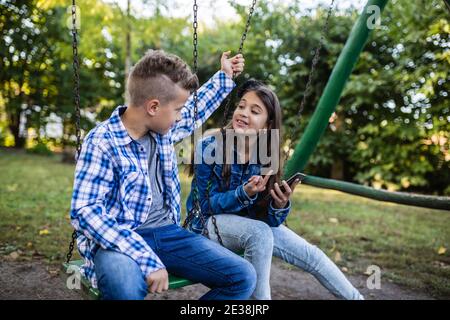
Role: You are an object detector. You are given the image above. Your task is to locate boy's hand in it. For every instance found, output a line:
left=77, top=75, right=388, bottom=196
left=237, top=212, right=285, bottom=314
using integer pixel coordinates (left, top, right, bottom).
left=146, top=268, right=169, bottom=294
left=244, top=170, right=273, bottom=197
left=221, top=51, right=245, bottom=78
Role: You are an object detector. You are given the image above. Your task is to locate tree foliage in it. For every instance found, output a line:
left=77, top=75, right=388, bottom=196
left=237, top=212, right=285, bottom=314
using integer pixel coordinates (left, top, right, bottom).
left=0, top=0, right=448, bottom=194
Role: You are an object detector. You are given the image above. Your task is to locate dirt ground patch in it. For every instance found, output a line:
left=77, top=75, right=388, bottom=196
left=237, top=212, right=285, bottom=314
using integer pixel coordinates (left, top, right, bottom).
left=0, top=257, right=434, bottom=300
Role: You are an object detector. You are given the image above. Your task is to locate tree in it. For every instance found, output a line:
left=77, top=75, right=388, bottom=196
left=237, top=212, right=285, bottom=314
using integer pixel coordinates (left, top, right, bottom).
left=0, top=0, right=63, bottom=147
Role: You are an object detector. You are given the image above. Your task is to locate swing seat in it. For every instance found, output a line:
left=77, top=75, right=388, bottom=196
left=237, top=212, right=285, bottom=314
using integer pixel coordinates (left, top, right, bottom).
left=61, top=260, right=195, bottom=300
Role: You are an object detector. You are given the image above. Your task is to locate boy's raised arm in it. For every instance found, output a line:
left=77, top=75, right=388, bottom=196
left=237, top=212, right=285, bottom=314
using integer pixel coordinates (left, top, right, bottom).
left=70, top=141, right=165, bottom=278
left=171, top=52, right=244, bottom=143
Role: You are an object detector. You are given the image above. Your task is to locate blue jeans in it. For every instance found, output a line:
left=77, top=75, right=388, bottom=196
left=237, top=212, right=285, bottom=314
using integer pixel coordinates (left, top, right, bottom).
left=205, top=214, right=364, bottom=300
left=94, top=224, right=256, bottom=300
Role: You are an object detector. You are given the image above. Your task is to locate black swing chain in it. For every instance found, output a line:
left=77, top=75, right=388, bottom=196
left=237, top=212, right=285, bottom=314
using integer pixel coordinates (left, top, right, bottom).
left=280, top=1, right=334, bottom=227
left=284, top=0, right=335, bottom=161
left=184, top=0, right=213, bottom=240
left=207, top=0, right=258, bottom=247
left=238, top=0, right=257, bottom=55
left=183, top=0, right=199, bottom=230
left=220, top=0, right=257, bottom=129
left=185, top=1, right=258, bottom=247
left=183, top=0, right=211, bottom=238
left=66, top=0, right=82, bottom=264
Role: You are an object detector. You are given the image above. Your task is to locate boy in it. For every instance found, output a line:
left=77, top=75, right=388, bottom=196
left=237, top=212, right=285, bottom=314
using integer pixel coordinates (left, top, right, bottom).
left=70, top=50, right=256, bottom=300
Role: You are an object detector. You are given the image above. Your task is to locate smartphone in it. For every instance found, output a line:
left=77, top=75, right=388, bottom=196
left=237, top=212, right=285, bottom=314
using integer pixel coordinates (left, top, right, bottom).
left=286, top=172, right=306, bottom=185
left=263, top=172, right=306, bottom=200
left=280, top=172, right=306, bottom=193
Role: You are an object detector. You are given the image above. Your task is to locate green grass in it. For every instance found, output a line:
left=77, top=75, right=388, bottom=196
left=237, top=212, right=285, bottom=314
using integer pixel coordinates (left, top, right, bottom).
left=0, top=148, right=449, bottom=298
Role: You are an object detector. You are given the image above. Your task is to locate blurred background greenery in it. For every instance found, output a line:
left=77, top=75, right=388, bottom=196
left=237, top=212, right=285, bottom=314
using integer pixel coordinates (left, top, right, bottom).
left=0, top=0, right=449, bottom=195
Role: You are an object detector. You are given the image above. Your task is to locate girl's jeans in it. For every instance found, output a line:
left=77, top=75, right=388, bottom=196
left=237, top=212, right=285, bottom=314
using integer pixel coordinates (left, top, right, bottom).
left=206, top=214, right=364, bottom=300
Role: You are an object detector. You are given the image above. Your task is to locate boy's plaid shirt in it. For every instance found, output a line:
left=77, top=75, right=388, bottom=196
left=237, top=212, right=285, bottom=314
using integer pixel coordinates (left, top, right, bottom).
left=70, top=71, right=234, bottom=288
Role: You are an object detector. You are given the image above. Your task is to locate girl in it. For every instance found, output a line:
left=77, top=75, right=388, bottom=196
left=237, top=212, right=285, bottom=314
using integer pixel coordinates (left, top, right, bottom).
left=186, top=79, right=363, bottom=300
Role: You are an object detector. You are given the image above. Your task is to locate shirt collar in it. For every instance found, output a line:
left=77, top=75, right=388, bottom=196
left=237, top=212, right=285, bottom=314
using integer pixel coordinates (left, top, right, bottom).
left=107, top=105, right=133, bottom=147
left=107, top=105, right=161, bottom=147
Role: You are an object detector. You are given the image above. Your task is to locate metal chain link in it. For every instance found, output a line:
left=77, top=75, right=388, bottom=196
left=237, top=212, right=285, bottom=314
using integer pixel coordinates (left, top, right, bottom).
left=183, top=0, right=199, bottom=230
left=284, top=0, right=335, bottom=161
left=238, top=0, right=257, bottom=55
left=66, top=228, right=78, bottom=263
left=281, top=0, right=334, bottom=227
left=184, top=0, right=213, bottom=238
left=206, top=0, right=258, bottom=246
left=185, top=1, right=258, bottom=247
left=183, top=0, right=199, bottom=228
left=66, top=0, right=82, bottom=263
left=220, top=0, right=258, bottom=129
left=192, top=0, right=199, bottom=139
left=71, top=3, right=82, bottom=161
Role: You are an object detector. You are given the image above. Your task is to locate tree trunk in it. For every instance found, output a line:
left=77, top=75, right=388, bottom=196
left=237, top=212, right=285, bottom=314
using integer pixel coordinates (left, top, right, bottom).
left=330, top=111, right=345, bottom=180
left=61, top=117, right=76, bottom=163
left=331, top=159, right=344, bottom=180
left=8, top=110, right=25, bottom=148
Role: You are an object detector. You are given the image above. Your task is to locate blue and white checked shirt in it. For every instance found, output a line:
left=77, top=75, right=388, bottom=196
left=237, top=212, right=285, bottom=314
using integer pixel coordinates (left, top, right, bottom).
left=70, top=71, right=235, bottom=288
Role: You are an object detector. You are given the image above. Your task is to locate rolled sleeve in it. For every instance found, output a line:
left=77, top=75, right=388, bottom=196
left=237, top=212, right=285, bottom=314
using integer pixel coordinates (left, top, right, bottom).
left=235, top=184, right=258, bottom=207
left=266, top=200, right=292, bottom=227
left=136, top=251, right=166, bottom=278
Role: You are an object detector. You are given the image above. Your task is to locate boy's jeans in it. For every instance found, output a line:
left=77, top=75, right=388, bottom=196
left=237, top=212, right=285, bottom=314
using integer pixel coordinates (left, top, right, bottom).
left=205, top=214, right=364, bottom=300
left=94, top=223, right=256, bottom=300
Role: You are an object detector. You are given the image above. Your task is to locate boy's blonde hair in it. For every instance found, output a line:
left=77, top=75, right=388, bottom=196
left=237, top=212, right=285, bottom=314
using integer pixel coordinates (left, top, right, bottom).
left=127, top=49, right=199, bottom=107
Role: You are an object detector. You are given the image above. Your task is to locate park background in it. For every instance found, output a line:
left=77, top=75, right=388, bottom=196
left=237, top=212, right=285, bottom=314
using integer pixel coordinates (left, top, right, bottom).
left=0, top=0, right=449, bottom=299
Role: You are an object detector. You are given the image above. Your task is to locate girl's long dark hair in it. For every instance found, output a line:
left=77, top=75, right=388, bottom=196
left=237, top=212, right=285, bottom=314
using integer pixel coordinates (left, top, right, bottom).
left=188, top=79, right=284, bottom=200
left=221, top=79, right=284, bottom=197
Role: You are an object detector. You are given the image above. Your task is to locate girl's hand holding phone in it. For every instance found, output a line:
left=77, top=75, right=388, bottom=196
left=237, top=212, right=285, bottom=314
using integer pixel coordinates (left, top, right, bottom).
left=270, top=178, right=302, bottom=209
